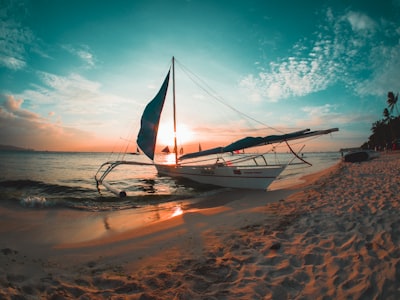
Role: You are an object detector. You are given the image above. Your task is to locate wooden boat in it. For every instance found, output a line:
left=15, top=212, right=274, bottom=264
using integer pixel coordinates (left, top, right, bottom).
left=95, top=57, right=338, bottom=196
left=341, top=148, right=379, bottom=162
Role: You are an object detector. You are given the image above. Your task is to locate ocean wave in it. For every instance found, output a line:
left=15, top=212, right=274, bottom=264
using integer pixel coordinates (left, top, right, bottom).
left=0, top=179, right=94, bottom=195
left=0, top=179, right=47, bottom=189
left=0, top=178, right=216, bottom=212
left=0, top=179, right=97, bottom=210
left=20, top=196, right=52, bottom=208
left=0, top=179, right=188, bottom=211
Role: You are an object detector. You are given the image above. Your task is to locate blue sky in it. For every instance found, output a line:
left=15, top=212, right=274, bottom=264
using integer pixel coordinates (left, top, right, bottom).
left=1, top=0, right=399, bottom=152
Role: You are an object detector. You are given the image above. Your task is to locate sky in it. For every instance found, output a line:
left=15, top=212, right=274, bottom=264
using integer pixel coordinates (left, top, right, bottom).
left=1, top=0, right=400, bottom=153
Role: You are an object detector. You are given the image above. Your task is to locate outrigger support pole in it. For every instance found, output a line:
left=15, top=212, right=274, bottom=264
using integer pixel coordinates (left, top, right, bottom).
left=285, top=141, right=312, bottom=166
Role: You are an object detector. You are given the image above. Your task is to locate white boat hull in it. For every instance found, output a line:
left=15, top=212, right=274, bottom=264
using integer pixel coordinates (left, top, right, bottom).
left=155, top=164, right=285, bottom=190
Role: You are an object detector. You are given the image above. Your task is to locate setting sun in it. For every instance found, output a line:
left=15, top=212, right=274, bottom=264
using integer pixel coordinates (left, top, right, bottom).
left=156, top=122, right=194, bottom=147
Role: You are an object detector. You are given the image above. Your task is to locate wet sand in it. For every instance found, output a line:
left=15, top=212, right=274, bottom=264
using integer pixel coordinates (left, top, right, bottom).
left=1, top=152, right=399, bottom=299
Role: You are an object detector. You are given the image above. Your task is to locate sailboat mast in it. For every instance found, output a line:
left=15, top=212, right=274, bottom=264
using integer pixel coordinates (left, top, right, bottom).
left=172, top=56, right=178, bottom=165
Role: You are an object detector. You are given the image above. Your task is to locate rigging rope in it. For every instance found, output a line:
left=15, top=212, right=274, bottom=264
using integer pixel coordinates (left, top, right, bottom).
left=175, top=58, right=287, bottom=134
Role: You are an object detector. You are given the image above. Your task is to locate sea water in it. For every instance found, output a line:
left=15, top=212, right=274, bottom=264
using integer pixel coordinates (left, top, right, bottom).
left=0, top=151, right=341, bottom=211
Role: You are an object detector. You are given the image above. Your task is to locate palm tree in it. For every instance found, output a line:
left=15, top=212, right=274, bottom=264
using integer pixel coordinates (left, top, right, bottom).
left=383, top=108, right=395, bottom=142
left=383, top=108, right=391, bottom=122
left=387, top=91, right=399, bottom=116
left=370, top=120, right=388, bottom=149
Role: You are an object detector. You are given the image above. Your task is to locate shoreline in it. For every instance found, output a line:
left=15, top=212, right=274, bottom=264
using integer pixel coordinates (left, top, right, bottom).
left=1, top=152, right=399, bottom=298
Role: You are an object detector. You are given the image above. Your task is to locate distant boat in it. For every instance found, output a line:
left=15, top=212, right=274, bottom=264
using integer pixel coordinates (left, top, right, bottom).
left=341, top=148, right=379, bottom=162
left=95, top=57, right=339, bottom=196
left=161, top=146, right=170, bottom=154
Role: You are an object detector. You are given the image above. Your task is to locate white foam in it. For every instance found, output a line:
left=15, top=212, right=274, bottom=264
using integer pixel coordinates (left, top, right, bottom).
left=20, top=196, right=48, bottom=208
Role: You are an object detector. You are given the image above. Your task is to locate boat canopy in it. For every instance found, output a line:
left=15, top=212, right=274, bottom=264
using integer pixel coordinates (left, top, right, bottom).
left=137, top=70, right=170, bottom=160
left=179, top=128, right=339, bottom=160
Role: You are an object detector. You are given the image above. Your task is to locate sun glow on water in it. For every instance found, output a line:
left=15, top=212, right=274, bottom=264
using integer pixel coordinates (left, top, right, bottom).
left=163, top=153, right=177, bottom=165
left=171, top=205, right=183, bottom=217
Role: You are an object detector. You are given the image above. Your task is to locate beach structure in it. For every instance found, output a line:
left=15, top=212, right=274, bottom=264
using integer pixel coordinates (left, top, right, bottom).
left=95, top=57, right=338, bottom=196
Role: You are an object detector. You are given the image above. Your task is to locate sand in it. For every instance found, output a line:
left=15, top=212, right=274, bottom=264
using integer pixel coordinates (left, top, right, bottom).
left=1, top=152, right=400, bottom=299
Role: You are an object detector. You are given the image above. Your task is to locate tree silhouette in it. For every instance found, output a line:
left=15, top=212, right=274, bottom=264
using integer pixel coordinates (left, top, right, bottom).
left=383, top=108, right=391, bottom=122
left=387, top=92, right=399, bottom=116
left=361, top=91, right=400, bottom=150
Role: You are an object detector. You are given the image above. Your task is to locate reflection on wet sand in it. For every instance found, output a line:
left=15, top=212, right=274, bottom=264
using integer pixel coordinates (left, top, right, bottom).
left=53, top=201, right=191, bottom=247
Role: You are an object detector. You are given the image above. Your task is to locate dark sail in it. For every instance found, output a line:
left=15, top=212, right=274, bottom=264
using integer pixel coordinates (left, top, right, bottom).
left=137, top=71, right=170, bottom=160
left=161, top=146, right=170, bottom=154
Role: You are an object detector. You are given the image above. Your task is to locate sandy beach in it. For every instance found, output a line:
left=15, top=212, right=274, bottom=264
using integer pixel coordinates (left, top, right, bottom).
left=1, top=152, right=400, bottom=299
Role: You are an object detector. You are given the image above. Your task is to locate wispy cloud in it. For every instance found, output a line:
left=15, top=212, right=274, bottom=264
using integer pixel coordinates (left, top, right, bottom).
left=294, top=103, right=363, bottom=130
left=0, top=2, right=96, bottom=72
left=344, top=11, right=377, bottom=34
left=355, top=43, right=400, bottom=96
left=302, top=104, right=338, bottom=116
left=0, top=55, right=27, bottom=70
left=37, top=71, right=100, bottom=96
left=0, top=2, right=34, bottom=70
left=62, top=44, right=96, bottom=69
left=16, top=70, right=134, bottom=131
left=16, top=72, right=103, bottom=113
left=240, top=7, right=400, bottom=102
left=240, top=38, right=336, bottom=102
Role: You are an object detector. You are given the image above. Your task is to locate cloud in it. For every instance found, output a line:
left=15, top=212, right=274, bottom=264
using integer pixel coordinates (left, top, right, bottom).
left=0, top=93, right=97, bottom=150
left=3, top=96, right=23, bottom=111
left=2, top=94, right=39, bottom=119
left=0, top=55, right=27, bottom=70
left=294, top=103, right=361, bottom=130
left=0, top=1, right=35, bottom=70
left=240, top=37, right=336, bottom=102
left=12, top=72, right=103, bottom=119
left=21, top=71, right=108, bottom=115
left=302, top=104, right=337, bottom=116
left=344, top=11, right=377, bottom=33
left=355, top=43, right=400, bottom=96
left=0, top=2, right=96, bottom=72
left=62, top=44, right=96, bottom=68
left=240, top=7, right=400, bottom=102
left=15, top=70, right=135, bottom=139
left=37, top=71, right=100, bottom=94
